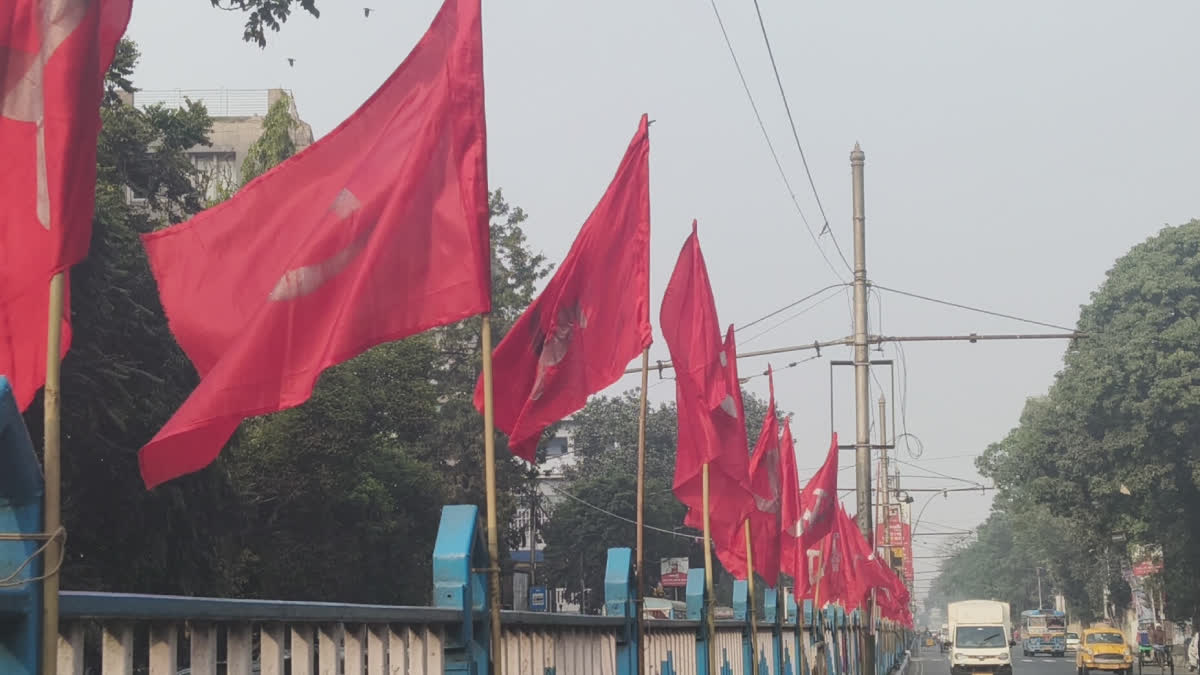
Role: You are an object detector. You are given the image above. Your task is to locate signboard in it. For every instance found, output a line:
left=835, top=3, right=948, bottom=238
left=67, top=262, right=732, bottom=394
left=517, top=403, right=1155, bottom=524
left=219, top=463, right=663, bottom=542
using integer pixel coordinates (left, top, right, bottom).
left=530, top=586, right=547, bottom=612
left=901, top=522, right=914, bottom=583
left=875, top=514, right=913, bottom=583
left=1131, top=544, right=1163, bottom=578
left=660, top=557, right=689, bottom=588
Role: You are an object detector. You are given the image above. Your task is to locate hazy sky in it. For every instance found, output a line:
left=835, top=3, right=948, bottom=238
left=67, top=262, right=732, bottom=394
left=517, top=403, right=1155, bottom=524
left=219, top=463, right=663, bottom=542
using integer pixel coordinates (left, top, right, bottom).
left=127, top=1, right=1200, bottom=600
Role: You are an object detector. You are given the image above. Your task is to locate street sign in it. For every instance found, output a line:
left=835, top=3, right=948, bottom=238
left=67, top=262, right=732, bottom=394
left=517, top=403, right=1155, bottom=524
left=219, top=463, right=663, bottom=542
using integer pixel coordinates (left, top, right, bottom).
left=530, top=586, right=547, bottom=612
left=660, top=557, right=689, bottom=588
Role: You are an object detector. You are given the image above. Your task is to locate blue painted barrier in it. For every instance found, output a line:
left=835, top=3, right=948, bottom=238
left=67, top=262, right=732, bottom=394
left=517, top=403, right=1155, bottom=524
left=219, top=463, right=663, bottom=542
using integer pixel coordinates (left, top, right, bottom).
left=0, top=377, right=43, bottom=675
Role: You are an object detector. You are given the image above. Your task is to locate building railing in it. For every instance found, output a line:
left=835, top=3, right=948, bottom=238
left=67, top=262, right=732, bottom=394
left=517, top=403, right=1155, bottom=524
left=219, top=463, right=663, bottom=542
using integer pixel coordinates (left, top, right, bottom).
left=131, top=89, right=291, bottom=117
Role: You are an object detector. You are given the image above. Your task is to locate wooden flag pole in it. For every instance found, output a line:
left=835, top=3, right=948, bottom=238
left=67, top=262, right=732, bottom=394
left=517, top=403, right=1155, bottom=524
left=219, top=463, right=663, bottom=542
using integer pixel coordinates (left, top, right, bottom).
left=701, top=463, right=717, bottom=671
left=634, top=348, right=650, bottom=675
left=41, top=272, right=66, bottom=675
left=480, top=315, right=504, bottom=673
left=744, top=519, right=760, bottom=675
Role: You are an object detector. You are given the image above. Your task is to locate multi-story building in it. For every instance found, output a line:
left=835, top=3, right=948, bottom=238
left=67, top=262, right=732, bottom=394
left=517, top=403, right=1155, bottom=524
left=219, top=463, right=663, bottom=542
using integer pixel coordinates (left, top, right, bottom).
left=125, top=88, right=314, bottom=200
left=510, top=418, right=580, bottom=611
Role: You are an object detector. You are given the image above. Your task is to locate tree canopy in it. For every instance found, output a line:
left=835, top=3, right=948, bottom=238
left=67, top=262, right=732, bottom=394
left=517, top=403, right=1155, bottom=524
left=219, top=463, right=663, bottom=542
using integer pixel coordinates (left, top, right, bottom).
left=210, top=0, right=319, bottom=47
left=540, top=387, right=775, bottom=609
left=932, top=220, right=1200, bottom=626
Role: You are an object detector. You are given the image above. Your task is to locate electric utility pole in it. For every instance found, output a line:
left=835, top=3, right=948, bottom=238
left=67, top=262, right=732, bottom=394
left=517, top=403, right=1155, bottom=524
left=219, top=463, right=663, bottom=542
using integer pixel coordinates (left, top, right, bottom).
left=852, top=142, right=877, bottom=675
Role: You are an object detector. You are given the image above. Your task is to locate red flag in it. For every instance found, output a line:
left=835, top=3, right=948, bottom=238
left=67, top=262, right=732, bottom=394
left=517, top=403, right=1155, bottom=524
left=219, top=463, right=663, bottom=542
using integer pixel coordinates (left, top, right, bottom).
left=778, top=417, right=806, bottom=585
left=788, top=433, right=839, bottom=551
left=661, top=223, right=753, bottom=573
left=0, top=0, right=132, bottom=410
left=741, top=367, right=781, bottom=586
left=138, top=0, right=489, bottom=488
left=841, top=511, right=890, bottom=611
left=473, top=116, right=651, bottom=461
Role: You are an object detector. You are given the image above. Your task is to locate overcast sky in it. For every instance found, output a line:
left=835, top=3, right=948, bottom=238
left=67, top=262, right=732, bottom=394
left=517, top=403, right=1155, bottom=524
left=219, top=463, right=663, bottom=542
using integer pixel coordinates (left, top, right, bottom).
left=128, top=0, right=1200, bottom=601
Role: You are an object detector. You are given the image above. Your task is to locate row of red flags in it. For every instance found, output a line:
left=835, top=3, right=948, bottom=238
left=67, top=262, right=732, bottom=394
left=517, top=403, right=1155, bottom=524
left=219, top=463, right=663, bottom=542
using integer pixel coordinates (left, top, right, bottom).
left=661, top=225, right=911, bottom=624
left=2, top=0, right=909, bottom=624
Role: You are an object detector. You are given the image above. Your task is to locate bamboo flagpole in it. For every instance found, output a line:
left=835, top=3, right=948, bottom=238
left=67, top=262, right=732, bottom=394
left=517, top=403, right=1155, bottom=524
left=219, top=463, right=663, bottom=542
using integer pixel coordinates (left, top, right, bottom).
left=701, top=463, right=717, bottom=671
left=634, top=348, right=650, bottom=675
left=744, top=519, right=760, bottom=675
left=41, top=272, right=66, bottom=675
left=480, top=315, right=504, bottom=673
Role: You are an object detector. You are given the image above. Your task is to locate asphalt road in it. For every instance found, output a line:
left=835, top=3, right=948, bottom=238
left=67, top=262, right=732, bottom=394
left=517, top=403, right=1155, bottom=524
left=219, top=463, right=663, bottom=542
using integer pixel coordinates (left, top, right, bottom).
left=909, top=646, right=1080, bottom=675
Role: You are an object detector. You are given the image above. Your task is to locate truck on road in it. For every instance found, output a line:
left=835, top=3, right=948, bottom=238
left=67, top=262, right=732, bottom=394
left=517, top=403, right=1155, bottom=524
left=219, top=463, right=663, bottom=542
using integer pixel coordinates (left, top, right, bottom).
left=948, top=600, right=1014, bottom=675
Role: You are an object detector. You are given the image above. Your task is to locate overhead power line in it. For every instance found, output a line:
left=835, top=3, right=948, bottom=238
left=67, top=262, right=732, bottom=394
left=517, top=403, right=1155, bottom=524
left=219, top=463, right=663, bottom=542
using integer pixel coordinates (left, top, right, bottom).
left=706, top=0, right=848, bottom=282
left=746, top=0, right=849, bottom=272
left=545, top=484, right=700, bottom=540
left=872, top=284, right=1077, bottom=333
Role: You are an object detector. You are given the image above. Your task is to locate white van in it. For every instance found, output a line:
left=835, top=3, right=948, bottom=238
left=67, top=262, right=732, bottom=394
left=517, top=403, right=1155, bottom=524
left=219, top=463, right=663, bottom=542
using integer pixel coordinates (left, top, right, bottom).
left=948, top=600, right=1015, bottom=675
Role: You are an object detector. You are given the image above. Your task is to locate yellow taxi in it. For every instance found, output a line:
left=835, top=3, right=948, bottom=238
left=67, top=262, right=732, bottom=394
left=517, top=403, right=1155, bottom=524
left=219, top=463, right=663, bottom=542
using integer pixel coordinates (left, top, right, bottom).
left=1077, top=626, right=1135, bottom=675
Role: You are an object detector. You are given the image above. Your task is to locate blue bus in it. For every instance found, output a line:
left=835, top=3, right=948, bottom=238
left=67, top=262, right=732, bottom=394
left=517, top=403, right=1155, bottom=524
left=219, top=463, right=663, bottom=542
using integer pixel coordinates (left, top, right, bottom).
left=1020, top=609, right=1067, bottom=656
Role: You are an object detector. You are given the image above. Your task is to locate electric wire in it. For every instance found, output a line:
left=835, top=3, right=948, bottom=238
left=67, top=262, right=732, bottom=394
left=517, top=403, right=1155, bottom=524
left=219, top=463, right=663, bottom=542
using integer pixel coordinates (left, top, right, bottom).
left=544, top=483, right=699, bottom=540
left=741, top=289, right=845, bottom=345
left=872, top=284, right=1076, bottom=333
left=891, top=457, right=985, bottom=488
left=746, top=0, right=850, bottom=274
left=706, top=0, right=847, bottom=282
left=736, top=283, right=849, bottom=335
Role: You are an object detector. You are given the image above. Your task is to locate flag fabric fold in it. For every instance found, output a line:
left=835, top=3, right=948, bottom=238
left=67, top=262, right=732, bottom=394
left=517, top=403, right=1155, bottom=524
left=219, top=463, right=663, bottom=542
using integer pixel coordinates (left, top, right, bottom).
left=662, top=223, right=754, bottom=574
left=138, top=0, right=489, bottom=488
left=788, top=433, right=840, bottom=603
left=777, top=417, right=805, bottom=584
left=741, top=366, right=781, bottom=586
left=788, top=433, right=839, bottom=550
left=1, top=0, right=133, bottom=410
left=473, top=115, right=651, bottom=462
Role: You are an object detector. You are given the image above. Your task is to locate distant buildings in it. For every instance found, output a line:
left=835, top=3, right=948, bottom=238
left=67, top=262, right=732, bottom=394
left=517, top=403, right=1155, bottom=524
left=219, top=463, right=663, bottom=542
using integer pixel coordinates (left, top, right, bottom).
left=510, top=418, right=582, bottom=612
left=122, top=88, right=314, bottom=201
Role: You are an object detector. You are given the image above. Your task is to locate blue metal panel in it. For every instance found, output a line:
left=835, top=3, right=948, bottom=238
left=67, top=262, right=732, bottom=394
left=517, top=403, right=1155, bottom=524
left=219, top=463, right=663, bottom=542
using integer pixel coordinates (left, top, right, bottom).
left=432, top=504, right=489, bottom=675
left=602, top=547, right=636, bottom=675
left=0, top=377, right=43, bottom=675
left=732, top=580, right=748, bottom=621
left=763, top=587, right=777, bottom=624
left=685, top=568, right=705, bottom=621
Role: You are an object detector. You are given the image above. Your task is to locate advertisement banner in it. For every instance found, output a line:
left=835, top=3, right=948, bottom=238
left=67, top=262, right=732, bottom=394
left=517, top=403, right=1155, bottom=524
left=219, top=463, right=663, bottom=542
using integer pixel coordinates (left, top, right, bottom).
left=661, top=557, right=689, bottom=588
left=1130, top=544, right=1164, bottom=578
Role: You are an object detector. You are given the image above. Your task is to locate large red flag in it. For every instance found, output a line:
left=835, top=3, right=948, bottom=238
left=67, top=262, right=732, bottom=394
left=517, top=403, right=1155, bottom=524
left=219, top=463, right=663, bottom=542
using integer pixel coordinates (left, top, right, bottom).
left=787, top=433, right=839, bottom=603
left=473, top=115, right=651, bottom=461
left=138, top=0, right=489, bottom=488
left=787, top=433, right=839, bottom=551
left=662, top=224, right=753, bottom=573
left=1, top=0, right=132, bottom=410
left=777, top=417, right=805, bottom=583
left=741, top=366, right=781, bottom=586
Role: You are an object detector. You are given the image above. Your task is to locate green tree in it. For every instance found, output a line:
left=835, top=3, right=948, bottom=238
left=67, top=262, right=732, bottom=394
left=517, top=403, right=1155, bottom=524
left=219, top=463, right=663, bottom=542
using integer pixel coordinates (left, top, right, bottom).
left=975, top=220, right=1200, bottom=624
left=541, top=393, right=694, bottom=610
left=227, top=339, right=447, bottom=604
left=21, top=39, right=243, bottom=596
left=210, top=0, right=319, bottom=47
left=239, top=93, right=298, bottom=186
left=540, top=387, right=773, bottom=608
